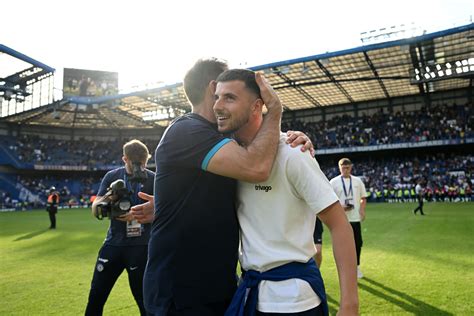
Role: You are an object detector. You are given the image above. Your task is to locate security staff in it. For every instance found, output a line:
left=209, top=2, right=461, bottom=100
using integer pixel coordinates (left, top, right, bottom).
left=85, top=139, right=154, bottom=316
left=46, top=187, right=60, bottom=229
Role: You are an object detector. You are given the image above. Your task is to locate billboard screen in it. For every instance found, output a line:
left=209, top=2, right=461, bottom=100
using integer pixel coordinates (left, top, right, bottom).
left=63, top=68, right=118, bottom=97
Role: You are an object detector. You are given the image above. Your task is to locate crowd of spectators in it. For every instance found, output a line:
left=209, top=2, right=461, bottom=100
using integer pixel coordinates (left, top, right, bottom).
left=0, top=190, right=13, bottom=209
left=2, top=103, right=471, bottom=168
left=0, top=175, right=102, bottom=210
left=1, top=102, right=473, bottom=209
left=282, top=103, right=473, bottom=149
left=2, top=152, right=471, bottom=210
left=319, top=153, right=473, bottom=202
left=3, top=135, right=159, bottom=169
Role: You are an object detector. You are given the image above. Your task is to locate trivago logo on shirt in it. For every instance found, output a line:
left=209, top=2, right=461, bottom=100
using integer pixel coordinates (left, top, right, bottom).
left=255, top=184, right=272, bottom=192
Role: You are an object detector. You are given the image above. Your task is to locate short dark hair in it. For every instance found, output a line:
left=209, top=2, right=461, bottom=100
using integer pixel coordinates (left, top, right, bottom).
left=183, top=58, right=228, bottom=106
left=338, top=158, right=352, bottom=166
left=123, top=139, right=150, bottom=163
left=216, top=69, right=261, bottom=98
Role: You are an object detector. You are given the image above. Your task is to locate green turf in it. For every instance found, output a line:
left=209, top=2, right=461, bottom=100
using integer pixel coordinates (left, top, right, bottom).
left=321, top=202, right=474, bottom=315
left=0, top=203, right=473, bottom=315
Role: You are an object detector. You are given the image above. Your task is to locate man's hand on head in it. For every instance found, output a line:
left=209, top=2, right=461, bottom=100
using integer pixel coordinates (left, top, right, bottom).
left=286, top=130, right=315, bottom=157
left=255, top=72, right=282, bottom=114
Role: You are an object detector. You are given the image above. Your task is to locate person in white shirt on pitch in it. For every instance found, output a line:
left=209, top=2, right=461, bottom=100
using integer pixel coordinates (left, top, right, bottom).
left=413, top=179, right=425, bottom=215
left=329, top=158, right=367, bottom=279
left=214, top=69, right=358, bottom=316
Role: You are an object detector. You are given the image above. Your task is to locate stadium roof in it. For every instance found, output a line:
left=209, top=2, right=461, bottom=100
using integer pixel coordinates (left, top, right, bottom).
left=1, top=23, right=473, bottom=129
left=0, top=44, right=55, bottom=101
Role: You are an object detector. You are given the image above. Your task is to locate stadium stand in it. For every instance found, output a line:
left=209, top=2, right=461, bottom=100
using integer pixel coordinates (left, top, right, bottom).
left=282, top=102, right=473, bottom=149
left=1, top=23, right=473, bottom=209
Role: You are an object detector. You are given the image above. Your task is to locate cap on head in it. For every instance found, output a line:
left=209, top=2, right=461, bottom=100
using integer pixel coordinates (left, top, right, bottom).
left=338, top=158, right=352, bottom=166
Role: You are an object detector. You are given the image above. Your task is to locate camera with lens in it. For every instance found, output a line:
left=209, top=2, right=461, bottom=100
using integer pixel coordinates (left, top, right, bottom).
left=344, top=198, right=354, bottom=211
left=129, top=161, right=148, bottom=184
left=95, top=179, right=133, bottom=220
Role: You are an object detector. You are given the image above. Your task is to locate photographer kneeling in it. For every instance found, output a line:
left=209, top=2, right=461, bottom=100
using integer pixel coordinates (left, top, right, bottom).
left=85, top=140, right=155, bottom=316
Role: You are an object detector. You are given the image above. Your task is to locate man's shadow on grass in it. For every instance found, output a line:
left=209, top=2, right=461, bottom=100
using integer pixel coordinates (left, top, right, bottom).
left=14, top=229, right=49, bottom=241
left=358, top=277, right=453, bottom=316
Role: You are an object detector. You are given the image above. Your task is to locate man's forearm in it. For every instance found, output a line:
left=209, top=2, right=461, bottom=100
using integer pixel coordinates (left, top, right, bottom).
left=318, top=202, right=358, bottom=313
left=244, top=108, right=282, bottom=179
left=331, top=220, right=359, bottom=312
left=360, top=198, right=367, bottom=214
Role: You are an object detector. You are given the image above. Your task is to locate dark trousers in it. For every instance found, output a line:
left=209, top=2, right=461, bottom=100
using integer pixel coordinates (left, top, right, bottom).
left=414, top=196, right=424, bottom=215
left=48, top=208, right=57, bottom=228
left=350, top=222, right=363, bottom=266
left=48, top=212, right=56, bottom=228
left=85, top=244, right=148, bottom=316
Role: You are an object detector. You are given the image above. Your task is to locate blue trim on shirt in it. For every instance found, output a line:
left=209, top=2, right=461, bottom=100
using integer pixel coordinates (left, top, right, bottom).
left=201, top=138, right=232, bottom=170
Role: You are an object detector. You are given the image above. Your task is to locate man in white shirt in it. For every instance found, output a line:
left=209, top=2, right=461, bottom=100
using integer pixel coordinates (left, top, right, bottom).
left=413, top=179, right=425, bottom=215
left=330, top=158, right=367, bottom=279
left=214, top=69, right=358, bottom=316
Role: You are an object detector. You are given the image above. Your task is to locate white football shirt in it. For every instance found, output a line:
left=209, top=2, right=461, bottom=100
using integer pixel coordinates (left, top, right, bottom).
left=237, top=133, right=338, bottom=313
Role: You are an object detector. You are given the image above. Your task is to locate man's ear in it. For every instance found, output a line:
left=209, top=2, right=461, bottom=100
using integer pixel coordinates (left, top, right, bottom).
left=253, top=98, right=264, bottom=113
left=209, top=80, right=217, bottom=94
left=122, top=156, right=128, bottom=164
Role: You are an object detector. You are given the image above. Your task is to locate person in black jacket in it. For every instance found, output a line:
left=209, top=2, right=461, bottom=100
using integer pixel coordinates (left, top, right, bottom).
left=85, top=139, right=155, bottom=316
left=46, top=187, right=59, bottom=229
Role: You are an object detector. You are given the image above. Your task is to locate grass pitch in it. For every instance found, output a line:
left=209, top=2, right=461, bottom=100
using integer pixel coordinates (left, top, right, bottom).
left=0, top=203, right=473, bottom=315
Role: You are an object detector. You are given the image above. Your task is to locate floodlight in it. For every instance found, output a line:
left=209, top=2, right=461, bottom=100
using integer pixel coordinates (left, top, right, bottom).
left=412, top=57, right=474, bottom=84
left=4, top=90, right=12, bottom=101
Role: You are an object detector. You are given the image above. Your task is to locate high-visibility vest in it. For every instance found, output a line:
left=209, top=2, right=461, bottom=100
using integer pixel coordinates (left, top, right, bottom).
left=48, top=193, right=60, bottom=204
